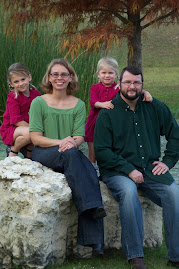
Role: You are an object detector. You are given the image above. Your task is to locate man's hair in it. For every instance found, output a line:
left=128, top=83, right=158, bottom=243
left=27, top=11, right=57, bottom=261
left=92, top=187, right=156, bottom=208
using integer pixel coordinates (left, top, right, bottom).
left=120, top=66, right=143, bottom=82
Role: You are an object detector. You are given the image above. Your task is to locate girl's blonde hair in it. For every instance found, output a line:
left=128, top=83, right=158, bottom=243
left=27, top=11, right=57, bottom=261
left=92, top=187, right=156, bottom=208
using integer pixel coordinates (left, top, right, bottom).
left=40, top=58, right=79, bottom=95
left=97, top=56, right=119, bottom=77
left=8, top=62, right=35, bottom=98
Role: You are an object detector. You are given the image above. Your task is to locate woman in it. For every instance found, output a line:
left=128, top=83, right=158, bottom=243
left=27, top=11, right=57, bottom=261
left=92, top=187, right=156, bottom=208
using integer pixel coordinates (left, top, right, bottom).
left=29, top=58, right=105, bottom=255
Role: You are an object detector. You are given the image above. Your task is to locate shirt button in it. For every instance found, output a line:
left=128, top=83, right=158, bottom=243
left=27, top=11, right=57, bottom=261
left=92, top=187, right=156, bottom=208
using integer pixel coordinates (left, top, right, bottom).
left=142, top=157, right=144, bottom=159
left=135, top=123, right=138, bottom=125
left=138, top=134, right=140, bottom=136
left=140, top=145, right=142, bottom=147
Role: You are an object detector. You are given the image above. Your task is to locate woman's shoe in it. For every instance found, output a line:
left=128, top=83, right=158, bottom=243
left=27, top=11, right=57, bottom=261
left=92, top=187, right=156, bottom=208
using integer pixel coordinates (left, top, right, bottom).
left=168, top=261, right=179, bottom=267
left=91, top=207, right=107, bottom=219
left=6, top=145, right=18, bottom=157
left=92, top=244, right=104, bottom=257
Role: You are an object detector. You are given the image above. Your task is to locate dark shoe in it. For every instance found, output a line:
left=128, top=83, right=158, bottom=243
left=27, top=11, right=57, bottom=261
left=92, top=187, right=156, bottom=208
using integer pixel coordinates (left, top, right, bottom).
left=91, top=207, right=106, bottom=219
left=168, top=261, right=179, bottom=267
left=6, top=145, right=18, bottom=157
left=92, top=244, right=104, bottom=257
left=129, top=257, right=147, bottom=269
left=20, top=147, right=32, bottom=158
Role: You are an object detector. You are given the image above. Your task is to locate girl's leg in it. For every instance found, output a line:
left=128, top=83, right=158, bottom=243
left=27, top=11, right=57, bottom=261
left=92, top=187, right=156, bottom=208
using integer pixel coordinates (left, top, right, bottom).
left=87, top=142, right=96, bottom=163
left=10, top=126, right=32, bottom=157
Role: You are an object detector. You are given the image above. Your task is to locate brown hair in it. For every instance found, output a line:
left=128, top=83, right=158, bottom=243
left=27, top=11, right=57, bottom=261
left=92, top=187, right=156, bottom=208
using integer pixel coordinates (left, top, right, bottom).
left=40, top=58, right=79, bottom=95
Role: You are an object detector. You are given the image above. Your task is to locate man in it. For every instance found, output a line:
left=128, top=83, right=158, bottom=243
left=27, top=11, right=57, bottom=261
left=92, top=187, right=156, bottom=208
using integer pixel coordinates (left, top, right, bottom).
left=94, top=66, right=179, bottom=269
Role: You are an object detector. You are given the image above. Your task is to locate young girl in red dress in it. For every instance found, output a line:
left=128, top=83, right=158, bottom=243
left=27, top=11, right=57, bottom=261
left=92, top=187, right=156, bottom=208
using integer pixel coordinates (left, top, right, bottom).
left=0, top=63, right=41, bottom=158
left=85, top=56, right=152, bottom=167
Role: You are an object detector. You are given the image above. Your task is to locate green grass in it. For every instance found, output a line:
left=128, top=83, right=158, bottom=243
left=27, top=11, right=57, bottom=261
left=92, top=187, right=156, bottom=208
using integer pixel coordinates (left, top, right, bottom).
left=36, top=244, right=173, bottom=269
left=10, top=243, right=173, bottom=269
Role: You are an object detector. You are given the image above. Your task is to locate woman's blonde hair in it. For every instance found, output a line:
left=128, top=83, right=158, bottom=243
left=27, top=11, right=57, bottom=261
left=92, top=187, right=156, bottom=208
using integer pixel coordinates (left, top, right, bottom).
left=8, top=62, right=34, bottom=98
left=97, top=56, right=119, bottom=77
left=40, top=58, right=79, bottom=95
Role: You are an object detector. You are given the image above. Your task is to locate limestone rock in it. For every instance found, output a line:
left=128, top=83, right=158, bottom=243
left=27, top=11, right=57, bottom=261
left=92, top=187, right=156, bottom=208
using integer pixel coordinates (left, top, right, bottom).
left=0, top=157, right=163, bottom=268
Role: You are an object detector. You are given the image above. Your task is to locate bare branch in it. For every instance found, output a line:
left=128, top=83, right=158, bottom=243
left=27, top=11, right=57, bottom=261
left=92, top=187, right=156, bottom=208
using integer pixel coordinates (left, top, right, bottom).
left=142, top=9, right=177, bottom=29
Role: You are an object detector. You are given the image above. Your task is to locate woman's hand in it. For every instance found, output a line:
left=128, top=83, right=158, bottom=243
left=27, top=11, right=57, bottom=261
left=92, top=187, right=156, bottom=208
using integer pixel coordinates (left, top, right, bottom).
left=58, top=136, right=77, bottom=152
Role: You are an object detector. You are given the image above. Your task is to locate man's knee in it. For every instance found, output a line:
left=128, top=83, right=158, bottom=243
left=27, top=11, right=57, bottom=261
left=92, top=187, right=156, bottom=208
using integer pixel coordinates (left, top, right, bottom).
left=165, top=182, right=179, bottom=203
left=103, top=175, right=138, bottom=202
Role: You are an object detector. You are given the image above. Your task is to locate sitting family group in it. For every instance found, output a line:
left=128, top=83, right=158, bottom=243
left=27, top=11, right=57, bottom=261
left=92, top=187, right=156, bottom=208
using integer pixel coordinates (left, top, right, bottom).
left=0, top=57, right=178, bottom=269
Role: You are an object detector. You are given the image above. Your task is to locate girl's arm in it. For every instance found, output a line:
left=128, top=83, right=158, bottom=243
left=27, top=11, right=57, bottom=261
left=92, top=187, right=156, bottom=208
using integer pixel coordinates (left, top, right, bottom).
left=7, top=94, right=26, bottom=125
left=142, top=90, right=153, bottom=102
left=94, top=101, right=114, bottom=109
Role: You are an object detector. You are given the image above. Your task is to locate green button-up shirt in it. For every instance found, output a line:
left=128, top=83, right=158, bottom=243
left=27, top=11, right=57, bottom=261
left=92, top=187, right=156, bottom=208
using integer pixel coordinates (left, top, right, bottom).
left=94, top=92, right=179, bottom=185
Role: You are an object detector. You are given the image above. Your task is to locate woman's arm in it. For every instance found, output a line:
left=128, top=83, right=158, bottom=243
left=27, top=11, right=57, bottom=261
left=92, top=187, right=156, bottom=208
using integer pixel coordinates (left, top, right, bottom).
left=30, top=132, right=83, bottom=151
left=30, top=131, right=61, bottom=147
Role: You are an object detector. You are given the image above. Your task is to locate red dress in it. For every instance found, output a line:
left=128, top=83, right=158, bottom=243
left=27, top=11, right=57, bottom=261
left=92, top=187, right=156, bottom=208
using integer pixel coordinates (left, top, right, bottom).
left=85, top=82, right=120, bottom=142
left=0, top=88, right=41, bottom=146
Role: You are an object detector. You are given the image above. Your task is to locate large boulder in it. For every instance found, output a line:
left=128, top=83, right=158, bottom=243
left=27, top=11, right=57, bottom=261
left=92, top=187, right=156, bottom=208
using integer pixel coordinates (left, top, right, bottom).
left=0, top=157, right=163, bottom=269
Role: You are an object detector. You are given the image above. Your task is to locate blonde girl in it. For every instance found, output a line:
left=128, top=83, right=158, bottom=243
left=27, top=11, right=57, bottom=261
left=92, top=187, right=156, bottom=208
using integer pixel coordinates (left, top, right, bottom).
left=85, top=56, right=152, bottom=166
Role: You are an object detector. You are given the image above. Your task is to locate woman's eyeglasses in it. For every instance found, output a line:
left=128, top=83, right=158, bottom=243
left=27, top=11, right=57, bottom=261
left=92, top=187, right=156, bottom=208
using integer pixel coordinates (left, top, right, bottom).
left=50, top=72, right=70, bottom=78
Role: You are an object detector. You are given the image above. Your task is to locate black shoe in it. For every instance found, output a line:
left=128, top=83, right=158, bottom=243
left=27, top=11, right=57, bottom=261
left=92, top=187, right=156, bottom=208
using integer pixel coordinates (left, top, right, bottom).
left=92, top=244, right=104, bottom=257
left=20, top=147, right=32, bottom=158
left=168, top=260, right=179, bottom=267
left=6, top=145, right=18, bottom=157
left=91, top=207, right=106, bottom=219
left=129, top=257, right=147, bottom=269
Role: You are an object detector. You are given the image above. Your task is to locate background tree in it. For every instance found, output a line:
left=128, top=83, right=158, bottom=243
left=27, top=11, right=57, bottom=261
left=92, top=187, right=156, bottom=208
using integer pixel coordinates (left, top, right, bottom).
left=2, top=0, right=179, bottom=69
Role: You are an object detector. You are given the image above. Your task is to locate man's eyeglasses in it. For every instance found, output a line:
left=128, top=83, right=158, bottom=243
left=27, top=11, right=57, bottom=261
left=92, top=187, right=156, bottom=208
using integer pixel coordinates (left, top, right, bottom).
left=121, top=81, right=142, bottom=87
left=50, top=72, right=70, bottom=78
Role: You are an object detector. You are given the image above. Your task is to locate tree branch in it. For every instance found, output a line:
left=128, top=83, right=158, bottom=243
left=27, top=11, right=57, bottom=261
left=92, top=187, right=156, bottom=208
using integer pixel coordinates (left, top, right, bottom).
left=142, top=9, right=177, bottom=29
left=111, top=10, right=129, bottom=24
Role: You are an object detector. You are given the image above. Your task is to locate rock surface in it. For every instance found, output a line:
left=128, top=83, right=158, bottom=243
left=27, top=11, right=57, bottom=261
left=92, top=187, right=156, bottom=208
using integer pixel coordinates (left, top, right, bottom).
left=0, top=157, right=163, bottom=268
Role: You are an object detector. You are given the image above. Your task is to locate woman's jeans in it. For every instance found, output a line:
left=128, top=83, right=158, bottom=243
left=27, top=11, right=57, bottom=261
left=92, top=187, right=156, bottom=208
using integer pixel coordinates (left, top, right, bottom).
left=102, top=174, right=179, bottom=261
left=32, top=146, right=104, bottom=246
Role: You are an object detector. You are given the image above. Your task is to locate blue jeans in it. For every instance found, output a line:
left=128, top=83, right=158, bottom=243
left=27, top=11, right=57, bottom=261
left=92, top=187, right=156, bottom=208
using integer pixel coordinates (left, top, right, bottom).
left=102, top=174, right=179, bottom=261
left=32, top=146, right=104, bottom=246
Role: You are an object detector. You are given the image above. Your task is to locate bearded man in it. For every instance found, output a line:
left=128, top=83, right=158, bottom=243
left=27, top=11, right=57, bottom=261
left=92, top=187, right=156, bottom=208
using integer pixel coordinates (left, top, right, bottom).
left=94, top=66, right=179, bottom=269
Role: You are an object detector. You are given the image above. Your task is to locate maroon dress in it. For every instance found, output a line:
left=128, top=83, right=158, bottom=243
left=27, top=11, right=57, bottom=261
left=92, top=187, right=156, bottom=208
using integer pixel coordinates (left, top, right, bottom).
left=0, top=88, right=41, bottom=146
left=85, top=82, right=119, bottom=142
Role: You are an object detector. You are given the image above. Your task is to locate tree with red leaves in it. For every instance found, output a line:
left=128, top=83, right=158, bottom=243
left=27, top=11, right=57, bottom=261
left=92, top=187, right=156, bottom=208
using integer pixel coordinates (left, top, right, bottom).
left=2, top=0, right=179, bottom=69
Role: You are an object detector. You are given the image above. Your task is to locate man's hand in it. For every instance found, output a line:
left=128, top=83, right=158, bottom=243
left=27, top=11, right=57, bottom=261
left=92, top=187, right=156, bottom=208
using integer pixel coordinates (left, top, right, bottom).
left=128, top=170, right=144, bottom=183
left=152, top=161, right=169, bottom=175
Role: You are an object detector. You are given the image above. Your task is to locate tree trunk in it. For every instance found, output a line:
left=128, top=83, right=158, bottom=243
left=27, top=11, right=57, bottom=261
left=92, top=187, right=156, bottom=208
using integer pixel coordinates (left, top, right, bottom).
left=127, top=11, right=142, bottom=70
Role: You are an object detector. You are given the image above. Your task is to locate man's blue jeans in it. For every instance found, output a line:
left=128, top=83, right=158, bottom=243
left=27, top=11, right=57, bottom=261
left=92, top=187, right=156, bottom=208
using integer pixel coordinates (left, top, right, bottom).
left=32, top=146, right=104, bottom=246
left=102, top=174, right=179, bottom=261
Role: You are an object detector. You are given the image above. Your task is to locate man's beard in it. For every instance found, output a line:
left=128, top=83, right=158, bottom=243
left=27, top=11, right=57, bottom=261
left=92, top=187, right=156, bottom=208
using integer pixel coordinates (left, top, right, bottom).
left=120, top=89, right=142, bottom=101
